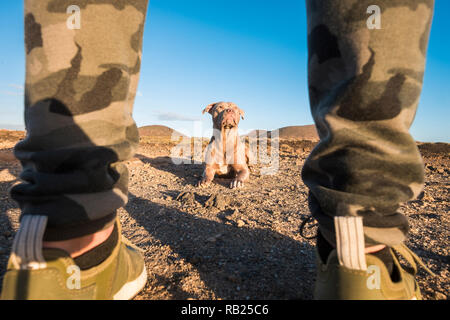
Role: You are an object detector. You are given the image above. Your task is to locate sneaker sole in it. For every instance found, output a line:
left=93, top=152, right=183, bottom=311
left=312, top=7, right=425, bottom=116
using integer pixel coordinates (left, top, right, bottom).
left=113, top=264, right=148, bottom=300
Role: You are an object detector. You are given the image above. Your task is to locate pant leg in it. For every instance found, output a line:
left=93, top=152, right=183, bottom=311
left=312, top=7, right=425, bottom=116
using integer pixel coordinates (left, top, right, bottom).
left=11, top=0, right=149, bottom=241
left=302, top=0, right=434, bottom=247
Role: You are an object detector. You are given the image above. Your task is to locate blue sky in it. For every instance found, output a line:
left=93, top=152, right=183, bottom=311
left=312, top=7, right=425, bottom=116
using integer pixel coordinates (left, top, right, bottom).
left=0, top=1, right=448, bottom=142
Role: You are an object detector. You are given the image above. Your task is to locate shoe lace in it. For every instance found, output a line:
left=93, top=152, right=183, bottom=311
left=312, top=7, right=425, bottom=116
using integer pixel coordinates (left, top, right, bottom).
left=299, top=215, right=318, bottom=239
left=391, top=243, right=435, bottom=277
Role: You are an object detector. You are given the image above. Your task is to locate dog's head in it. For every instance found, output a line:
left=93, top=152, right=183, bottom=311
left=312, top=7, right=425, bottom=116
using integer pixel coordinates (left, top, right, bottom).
left=202, top=102, right=245, bottom=129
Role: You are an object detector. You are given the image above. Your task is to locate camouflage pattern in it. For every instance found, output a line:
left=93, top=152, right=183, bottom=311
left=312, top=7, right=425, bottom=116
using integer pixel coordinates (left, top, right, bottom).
left=302, top=0, right=434, bottom=246
left=11, top=0, right=149, bottom=240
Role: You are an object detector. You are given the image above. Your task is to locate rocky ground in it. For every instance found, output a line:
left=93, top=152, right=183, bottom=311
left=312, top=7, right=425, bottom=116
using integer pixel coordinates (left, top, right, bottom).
left=0, top=132, right=448, bottom=300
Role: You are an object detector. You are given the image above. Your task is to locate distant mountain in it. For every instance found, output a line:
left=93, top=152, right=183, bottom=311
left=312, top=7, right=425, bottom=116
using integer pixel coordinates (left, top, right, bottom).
left=138, top=125, right=186, bottom=138
left=0, top=124, right=25, bottom=131
left=246, top=125, right=319, bottom=141
left=246, top=129, right=269, bottom=137
left=276, top=125, right=319, bottom=140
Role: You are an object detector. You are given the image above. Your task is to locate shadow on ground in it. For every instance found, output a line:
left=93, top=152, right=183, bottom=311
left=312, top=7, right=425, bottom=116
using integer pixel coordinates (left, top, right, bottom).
left=0, top=167, right=20, bottom=292
left=136, top=154, right=263, bottom=189
left=125, top=192, right=315, bottom=299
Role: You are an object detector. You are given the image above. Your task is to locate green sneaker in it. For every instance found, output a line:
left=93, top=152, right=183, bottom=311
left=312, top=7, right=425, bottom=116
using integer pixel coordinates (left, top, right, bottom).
left=314, top=243, right=434, bottom=300
left=307, top=216, right=435, bottom=300
left=0, top=215, right=147, bottom=300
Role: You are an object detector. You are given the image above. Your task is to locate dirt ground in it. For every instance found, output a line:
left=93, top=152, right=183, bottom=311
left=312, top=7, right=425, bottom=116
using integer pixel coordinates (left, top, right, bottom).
left=0, top=133, right=448, bottom=300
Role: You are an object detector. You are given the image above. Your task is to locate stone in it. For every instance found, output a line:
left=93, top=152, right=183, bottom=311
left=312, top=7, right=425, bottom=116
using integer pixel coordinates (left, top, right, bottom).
left=205, top=194, right=227, bottom=210
left=434, top=292, right=447, bottom=300
left=176, top=191, right=196, bottom=205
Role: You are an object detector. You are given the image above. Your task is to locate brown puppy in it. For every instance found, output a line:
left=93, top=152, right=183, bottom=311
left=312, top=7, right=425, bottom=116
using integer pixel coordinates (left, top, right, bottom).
left=197, top=102, right=250, bottom=189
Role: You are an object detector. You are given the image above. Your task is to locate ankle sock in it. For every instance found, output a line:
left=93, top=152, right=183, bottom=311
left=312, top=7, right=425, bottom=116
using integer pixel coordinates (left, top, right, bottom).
left=74, top=223, right=119, bottom=270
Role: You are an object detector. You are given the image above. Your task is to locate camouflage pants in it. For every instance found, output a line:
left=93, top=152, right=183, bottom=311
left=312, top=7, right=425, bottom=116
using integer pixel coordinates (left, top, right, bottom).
left=12, top=0, right=433, bottom=245
left=302, top=0, right=434, bottom=246
left=11, top=0, right=149, bottom=240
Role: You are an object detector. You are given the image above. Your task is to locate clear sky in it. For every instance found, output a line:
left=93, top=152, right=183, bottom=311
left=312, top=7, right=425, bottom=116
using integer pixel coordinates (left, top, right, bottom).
left=0, top=1, right=448, bottom=142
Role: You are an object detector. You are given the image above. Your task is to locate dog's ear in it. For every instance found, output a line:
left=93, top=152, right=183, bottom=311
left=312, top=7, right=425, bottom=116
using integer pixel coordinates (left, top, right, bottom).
left=202, top=103, right=216, bottom=115
left=238, top=107, right=245, bottom=120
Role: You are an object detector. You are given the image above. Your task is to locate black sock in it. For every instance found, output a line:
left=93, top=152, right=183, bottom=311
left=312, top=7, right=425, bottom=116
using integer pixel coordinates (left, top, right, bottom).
left=371, top=246, right=394, bottom=277
left=74, top=223, right=119, bottom=270
left=316, top=230, right=334, bottom=264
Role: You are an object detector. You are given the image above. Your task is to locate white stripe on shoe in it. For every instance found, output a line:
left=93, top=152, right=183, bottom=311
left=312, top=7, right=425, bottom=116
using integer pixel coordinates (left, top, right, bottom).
left=334, top=216, right=367, bottom=271
left=113, top=264, right=148, bottom=300
left=10, top=215, right=48, bottom=270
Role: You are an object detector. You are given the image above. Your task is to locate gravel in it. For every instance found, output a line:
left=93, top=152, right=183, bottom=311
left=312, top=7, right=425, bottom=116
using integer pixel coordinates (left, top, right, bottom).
left=0, top=138, right=448, bottom=300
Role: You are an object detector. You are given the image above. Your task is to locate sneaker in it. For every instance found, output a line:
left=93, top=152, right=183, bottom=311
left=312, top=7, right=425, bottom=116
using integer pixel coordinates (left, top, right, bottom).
left=1, top=215, right=147, bottom=300
left=314, top=243, right=434, bottom=300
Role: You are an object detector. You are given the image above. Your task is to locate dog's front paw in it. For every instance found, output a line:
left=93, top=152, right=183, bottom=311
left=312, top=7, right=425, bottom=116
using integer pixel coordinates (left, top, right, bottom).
left=230, top=179, right=244, bottom=189
left=197, top=178, right=211, bottom=188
